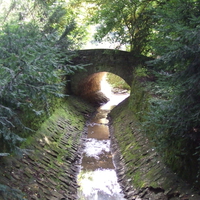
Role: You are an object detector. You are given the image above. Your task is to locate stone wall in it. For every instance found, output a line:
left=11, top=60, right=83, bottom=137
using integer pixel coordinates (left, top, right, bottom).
left=109, top=87, right=200, bottom=200
left=0, top=96, right=95, bottom=200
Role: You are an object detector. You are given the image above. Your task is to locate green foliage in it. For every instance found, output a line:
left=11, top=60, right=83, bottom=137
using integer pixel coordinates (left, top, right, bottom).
left=75, top=0, right=157, bottom=54
left=149, top=0, right=200, bottom=68
left=0, top=0, right=89, bottom=49
left=135, top=66, right=148, bottom=77
left=106, top=73, right=130, bottom=90
left=143, top=0, right=200, bottom=184
left=0, top=0, right=87, bottom=154
left=146, top=0, right=200, bottom=144
left=0, top=23, right=63, bottom=152
left=129, top=75, right=149, bottom=122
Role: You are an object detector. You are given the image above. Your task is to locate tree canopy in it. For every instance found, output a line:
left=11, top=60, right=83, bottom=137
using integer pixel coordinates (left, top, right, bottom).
left=73, top=0, right=157, bottom=54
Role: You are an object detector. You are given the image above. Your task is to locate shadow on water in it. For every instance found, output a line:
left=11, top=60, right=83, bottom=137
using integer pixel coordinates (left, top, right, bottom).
left=77, top=93, right=129, bottom=200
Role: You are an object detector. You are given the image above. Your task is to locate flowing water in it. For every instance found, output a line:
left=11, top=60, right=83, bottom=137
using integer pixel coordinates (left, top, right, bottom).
left=77, top=93, right=129, bottom=200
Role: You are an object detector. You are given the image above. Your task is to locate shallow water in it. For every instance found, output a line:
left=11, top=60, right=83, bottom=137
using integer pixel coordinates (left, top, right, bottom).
left=77, top=93, right=129, bottom=200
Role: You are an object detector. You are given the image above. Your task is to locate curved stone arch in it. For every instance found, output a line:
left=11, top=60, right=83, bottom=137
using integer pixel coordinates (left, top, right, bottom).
left=69, top=49, right=150, bottom=104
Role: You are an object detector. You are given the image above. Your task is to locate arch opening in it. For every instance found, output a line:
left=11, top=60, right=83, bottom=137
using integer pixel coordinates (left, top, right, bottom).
left=77, top=72, right=130, bottom=106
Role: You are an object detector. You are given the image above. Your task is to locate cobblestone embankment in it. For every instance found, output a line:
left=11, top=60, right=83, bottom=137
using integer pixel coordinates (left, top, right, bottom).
left=109, top=98, right=200, bottom=200
left=0, top=96, right=94, bottom=200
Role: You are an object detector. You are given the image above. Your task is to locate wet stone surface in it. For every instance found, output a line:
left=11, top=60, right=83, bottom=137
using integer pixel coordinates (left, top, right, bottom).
left=77, top=94, right=129, bottom=200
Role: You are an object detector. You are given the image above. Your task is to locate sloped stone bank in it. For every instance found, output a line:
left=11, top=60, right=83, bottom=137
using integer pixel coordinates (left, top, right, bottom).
left=109, top=98, right=200, bottom=200
left=0, top=96, right=94, bottom=200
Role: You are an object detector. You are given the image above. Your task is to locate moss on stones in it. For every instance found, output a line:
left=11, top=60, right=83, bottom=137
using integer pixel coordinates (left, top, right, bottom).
left=0, top=96, right=94, bottom=200
left=109, top=79, right=200, bottom=199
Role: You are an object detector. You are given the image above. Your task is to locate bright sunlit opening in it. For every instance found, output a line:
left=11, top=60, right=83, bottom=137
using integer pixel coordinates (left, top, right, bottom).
left=100, top=73, right=130, bottom=110
left=100, top=73, right=112, bottom=99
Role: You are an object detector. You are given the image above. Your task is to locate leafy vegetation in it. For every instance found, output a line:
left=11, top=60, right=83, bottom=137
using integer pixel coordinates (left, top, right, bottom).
left=106, top=73, right=130, bottom=91
left=74, top=0, right=158, bottom=54
left=1, top=0, right=200, bottom=189
left=0, top=0, right=88, bottom=154
left=142, top=0, right=200, bottom=184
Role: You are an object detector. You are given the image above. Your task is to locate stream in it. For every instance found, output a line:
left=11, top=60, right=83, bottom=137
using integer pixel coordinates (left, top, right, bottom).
left=77, top=93, right=129, bottom=200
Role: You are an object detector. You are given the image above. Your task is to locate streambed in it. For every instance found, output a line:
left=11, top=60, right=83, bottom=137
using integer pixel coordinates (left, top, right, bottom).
left=77, top=93, right=129, bottom=200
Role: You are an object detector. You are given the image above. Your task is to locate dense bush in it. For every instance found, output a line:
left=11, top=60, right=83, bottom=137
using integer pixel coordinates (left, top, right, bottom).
left=0, top=23, right=64, bottom=153
left=0, top=0, right=89, bottom=155
left=142, top=0, right=200, bottom=184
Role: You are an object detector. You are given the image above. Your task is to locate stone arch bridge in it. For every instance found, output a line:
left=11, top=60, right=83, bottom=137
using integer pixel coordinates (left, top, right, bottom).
left=68, top=49, right=150, bottom=105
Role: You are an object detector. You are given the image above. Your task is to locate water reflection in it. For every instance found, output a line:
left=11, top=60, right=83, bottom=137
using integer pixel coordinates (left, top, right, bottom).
left=87, top=125, right=109, bottom=140
left=78, top=169, right=125, bottom=200
left=82, top=152, right=114, bottom=170
left=77, top=94, right=129, bottom=200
